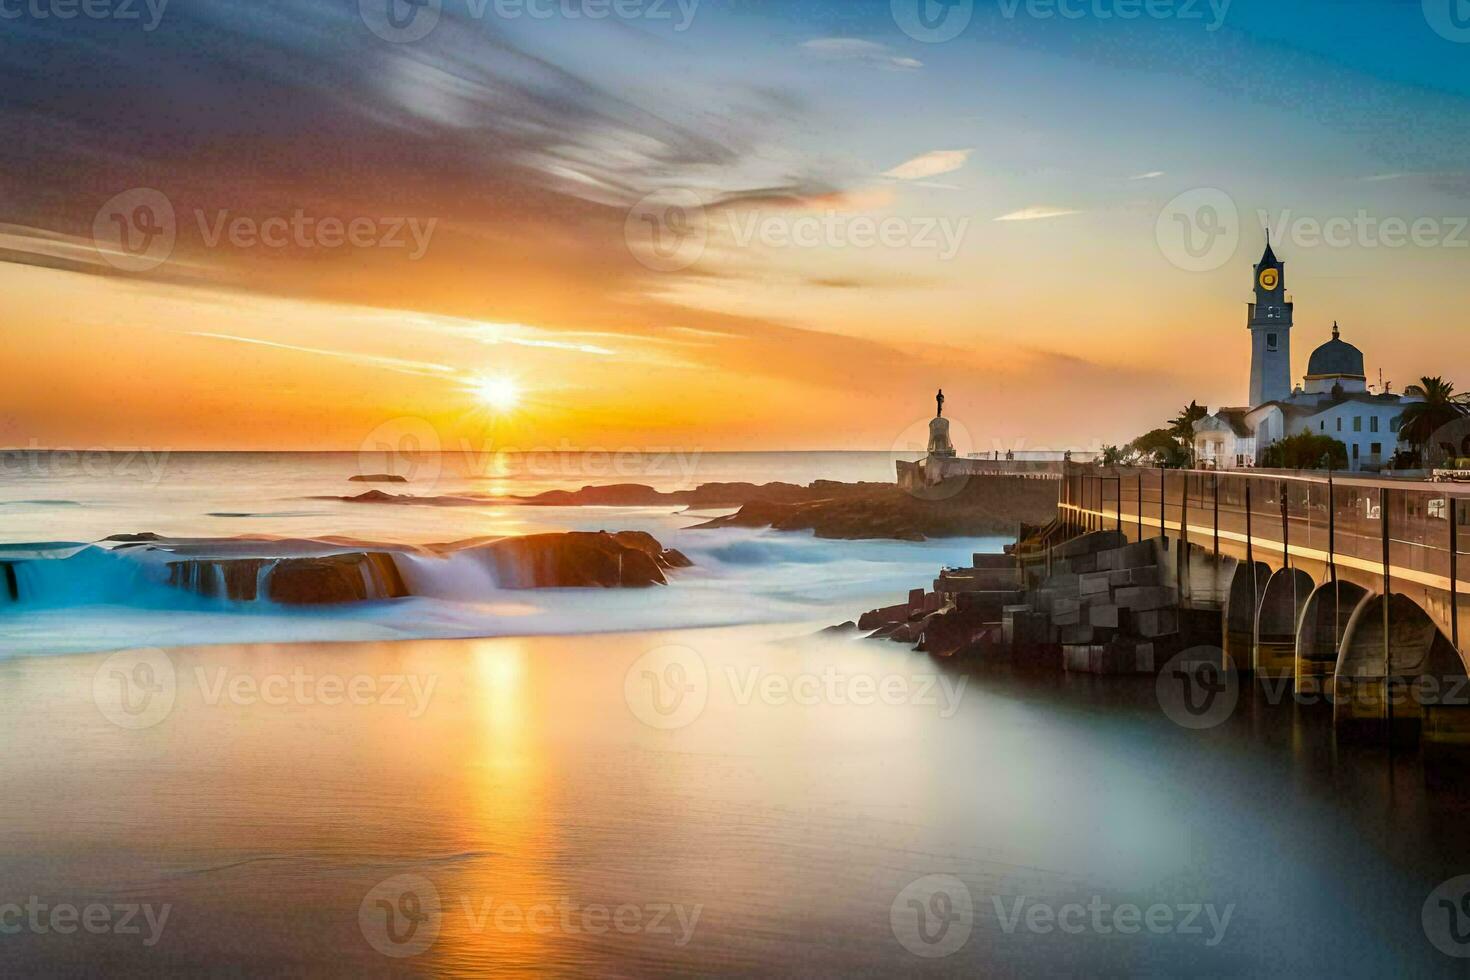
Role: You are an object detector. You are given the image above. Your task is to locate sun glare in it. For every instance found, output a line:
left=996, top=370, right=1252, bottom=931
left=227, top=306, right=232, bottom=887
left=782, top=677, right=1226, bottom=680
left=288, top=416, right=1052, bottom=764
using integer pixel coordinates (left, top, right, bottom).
left=471, top=376, right=521, bottom=412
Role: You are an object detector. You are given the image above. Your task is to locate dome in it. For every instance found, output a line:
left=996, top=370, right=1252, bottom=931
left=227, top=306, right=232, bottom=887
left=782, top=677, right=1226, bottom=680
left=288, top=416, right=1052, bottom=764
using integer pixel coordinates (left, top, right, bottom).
left=1306, top=322, right=1365, bottom=379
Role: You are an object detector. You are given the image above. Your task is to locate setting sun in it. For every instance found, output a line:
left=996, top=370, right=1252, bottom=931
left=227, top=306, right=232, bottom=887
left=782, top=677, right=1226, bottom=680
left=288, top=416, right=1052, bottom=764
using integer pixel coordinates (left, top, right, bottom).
left=471, top=376, right=521, bottom=412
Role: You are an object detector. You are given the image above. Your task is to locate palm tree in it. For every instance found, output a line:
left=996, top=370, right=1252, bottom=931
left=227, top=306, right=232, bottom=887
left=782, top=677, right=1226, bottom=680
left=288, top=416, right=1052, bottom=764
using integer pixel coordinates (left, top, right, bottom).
left=1168, top=401, right=1209, bottom=466
left=1399, top=376, right=1467, bottom=461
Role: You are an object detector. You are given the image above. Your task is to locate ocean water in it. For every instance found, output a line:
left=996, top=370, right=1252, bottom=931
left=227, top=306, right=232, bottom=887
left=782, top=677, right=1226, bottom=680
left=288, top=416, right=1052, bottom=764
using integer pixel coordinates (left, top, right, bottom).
left=0, top=451, right=964, bottom=657
left=2, top=452, right=1468, bottom=976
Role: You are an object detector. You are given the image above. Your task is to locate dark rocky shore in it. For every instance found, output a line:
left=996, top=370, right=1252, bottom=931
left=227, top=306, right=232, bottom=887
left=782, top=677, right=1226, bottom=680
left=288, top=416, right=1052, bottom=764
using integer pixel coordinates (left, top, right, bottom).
left=326, top=478, right=1057, bottom=542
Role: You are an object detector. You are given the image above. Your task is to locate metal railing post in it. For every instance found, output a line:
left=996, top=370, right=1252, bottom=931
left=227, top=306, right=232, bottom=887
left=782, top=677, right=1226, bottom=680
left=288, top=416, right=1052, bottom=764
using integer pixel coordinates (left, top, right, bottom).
left=1159, top=467, right=1166, bottom=540
left=1137, top=473, right=1144, bottom=541
left=1382, top=488, right=1392, bottom=732
left=1452, top=497, right=1460, bottom=651
left=1213, top=474, right=1220, bottom=556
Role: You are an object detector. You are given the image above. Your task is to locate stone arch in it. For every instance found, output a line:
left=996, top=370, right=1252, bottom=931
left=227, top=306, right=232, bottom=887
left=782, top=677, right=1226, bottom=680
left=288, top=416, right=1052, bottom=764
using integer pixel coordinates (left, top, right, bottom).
left=1295, top=579, right=1369, bottom=694
left=1334, top=593, right=1468, bottom=741
left=1255, top=567, right=1316, bottom=680
left=1223, top=560, right=1271, bottom=674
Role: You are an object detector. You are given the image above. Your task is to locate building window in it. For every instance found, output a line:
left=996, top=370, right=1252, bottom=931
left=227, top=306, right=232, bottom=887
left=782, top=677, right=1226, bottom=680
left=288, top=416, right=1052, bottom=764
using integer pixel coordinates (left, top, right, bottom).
left=1391, top=415, right=1402, bottom=432
left=1336, top=418, right=1342, bottom=432
left=1353, top=417, right=1362, bottom=432
left=1236, top=454, right=1244, bottom=467
left=1319, top=421, right=1325, bottom=430
left=1370, top=416, right=1379, bottom=433
left=1267, top=333, right=1278, bottom=351
left=1371, top=443, right=1382, bottom=456
left=1353, top=444, right=1360, bottom=460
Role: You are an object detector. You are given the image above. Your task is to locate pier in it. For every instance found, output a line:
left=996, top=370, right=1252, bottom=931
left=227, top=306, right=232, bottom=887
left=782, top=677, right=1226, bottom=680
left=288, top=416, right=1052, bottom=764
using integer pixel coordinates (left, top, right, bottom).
left=875, top=460, right=1470, bottom=745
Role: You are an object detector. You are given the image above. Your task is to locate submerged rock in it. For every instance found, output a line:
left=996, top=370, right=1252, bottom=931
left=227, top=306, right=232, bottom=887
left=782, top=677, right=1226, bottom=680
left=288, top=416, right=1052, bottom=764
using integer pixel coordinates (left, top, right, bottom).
left=129, top=529, right=695, bottom=605
left=167, top=552, right=409, bottom=604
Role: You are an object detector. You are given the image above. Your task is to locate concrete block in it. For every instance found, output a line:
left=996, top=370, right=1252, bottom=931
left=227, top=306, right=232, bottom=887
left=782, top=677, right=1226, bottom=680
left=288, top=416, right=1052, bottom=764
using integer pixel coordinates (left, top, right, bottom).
left=908, top=588, right=925, bottom=613
left=972, top=553, right=1015, bottom=569
left=1043, top=573, right=1079, bottom=595
left=1099, top=540, right=1161, bottom=571
left=1126, top=566, right=1161, bottom=587
left=1070, top=554, right=1098, bottom=574
left=1052, top=608, right=1081, bottom=627
left=1136, top=608, right=1180, bottom=638
left=1063, top=645, right=1092, bottom=672
left=1053, top=597, right=1080, bottom=618
left=1089, top=604, right=1120, bottom=629
left=1079, top=571, right=1113, bottom=596
left=1134, top=643, right=1156, bottom=673
left=1059, top=625, right=1095, bottom=645
left=1115, top=586, right=1176, bottom=612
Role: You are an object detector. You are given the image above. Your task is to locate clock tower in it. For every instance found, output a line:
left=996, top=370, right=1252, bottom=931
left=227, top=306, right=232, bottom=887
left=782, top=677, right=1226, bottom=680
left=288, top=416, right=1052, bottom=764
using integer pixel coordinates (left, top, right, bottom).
left=1247, top=236, right=1293, bottom=405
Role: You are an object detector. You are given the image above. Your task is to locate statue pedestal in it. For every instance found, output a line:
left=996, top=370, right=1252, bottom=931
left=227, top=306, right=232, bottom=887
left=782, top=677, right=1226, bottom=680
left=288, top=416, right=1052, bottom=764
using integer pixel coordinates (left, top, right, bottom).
left=927, top=416, right=956, bottom=458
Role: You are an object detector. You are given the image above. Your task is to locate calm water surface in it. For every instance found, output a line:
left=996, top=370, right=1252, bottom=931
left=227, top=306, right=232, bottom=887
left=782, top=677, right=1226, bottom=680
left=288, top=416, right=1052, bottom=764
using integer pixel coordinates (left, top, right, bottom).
left=1, top=452, right=1468, bottom=975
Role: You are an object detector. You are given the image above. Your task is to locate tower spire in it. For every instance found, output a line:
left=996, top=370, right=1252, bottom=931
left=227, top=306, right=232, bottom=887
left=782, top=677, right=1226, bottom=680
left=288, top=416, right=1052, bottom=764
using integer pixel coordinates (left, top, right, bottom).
left=1333, top=321, right=1340, bottom=339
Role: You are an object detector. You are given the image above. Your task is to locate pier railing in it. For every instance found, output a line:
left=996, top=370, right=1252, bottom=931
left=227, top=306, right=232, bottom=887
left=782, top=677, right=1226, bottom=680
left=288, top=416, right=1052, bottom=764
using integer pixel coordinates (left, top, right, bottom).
left=1059, top=466, right=1470, bottom=650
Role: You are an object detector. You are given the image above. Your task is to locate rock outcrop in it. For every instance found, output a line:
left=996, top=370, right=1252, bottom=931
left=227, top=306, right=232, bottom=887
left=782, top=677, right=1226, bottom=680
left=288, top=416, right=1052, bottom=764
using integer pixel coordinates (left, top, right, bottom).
left=350, top=473, right=409, bottom=483
left=691, top=478, right=1058, bottom=541
left=87, top=530, right=693, bottom=606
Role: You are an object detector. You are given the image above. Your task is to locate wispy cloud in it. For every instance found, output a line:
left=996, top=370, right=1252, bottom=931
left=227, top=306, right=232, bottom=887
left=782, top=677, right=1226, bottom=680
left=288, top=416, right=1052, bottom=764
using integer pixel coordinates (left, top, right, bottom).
left=183, top=332, right=458, bottom=378
left=800, top=38, right=923, bottom=71
left=994, top=207, right=1083, bottom=222
left=883, top=149, right=972, bottom=181
left=1128, top=170, right=1165, bottom=180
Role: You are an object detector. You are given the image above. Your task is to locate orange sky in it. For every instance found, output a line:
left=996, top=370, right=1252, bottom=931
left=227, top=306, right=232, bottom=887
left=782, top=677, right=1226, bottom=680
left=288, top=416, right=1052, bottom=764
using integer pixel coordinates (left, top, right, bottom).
left=4, top=2, right=1468, bottom=452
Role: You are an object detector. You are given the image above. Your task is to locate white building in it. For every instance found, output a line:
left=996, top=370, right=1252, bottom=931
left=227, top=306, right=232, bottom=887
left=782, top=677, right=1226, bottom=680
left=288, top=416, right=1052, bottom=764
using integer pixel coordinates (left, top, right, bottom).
left=1194, top=241, right=1418, bottom=472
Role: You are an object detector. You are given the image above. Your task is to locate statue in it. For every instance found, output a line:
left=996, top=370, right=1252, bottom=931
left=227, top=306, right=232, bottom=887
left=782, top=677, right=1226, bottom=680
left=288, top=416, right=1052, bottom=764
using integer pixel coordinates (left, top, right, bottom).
left=927, top=389, right=955, bottom=458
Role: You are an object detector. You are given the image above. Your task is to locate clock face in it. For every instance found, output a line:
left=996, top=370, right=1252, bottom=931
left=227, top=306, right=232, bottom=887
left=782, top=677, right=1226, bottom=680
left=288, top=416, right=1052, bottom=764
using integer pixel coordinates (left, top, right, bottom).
left=1259, top=267, right=1280, bottom=291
